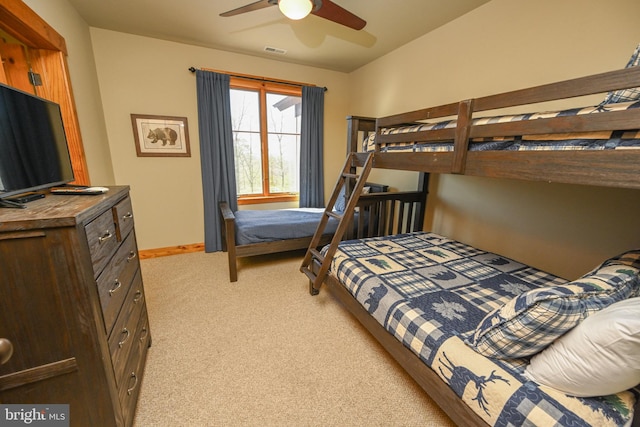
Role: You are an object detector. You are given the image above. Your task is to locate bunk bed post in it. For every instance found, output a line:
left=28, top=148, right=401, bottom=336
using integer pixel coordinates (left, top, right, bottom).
left=452, top=99, right=474, bottom=174
left=346, top=116, right=376, bottom=155
left=415, top=172, right=430, bottom=231
left=347, top=116, right=360, bottom=155
left=345, top=116, right=377, bottom=197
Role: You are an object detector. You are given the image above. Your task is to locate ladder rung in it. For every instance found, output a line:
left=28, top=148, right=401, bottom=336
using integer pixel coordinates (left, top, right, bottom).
left=342, top=172, right=359, bottom=179
left=326, top=211, right=342, bottom=220
left=301, top=267, right=317, bottom=282
left=309, top=248, right=324, bottom=262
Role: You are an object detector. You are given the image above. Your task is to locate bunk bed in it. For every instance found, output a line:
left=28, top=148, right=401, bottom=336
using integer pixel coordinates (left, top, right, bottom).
left=347, top=65, right=640, bottom=189
left=219, top=181, right=428, bottom=281
left=301, top=62, right=640, bottom=427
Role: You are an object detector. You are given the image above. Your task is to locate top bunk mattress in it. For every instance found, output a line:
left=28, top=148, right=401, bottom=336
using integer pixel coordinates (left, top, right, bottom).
left=365, top=101, right=640, bottom=153
left=326, top=232, right=639, bottom=426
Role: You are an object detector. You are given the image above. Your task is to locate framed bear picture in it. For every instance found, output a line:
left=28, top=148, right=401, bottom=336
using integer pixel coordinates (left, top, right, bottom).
left=131, top=114, right=191, bottom=157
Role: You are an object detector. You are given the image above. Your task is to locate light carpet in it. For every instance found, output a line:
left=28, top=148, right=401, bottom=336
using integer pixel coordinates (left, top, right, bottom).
left=133, top=250, right=454, bottom=426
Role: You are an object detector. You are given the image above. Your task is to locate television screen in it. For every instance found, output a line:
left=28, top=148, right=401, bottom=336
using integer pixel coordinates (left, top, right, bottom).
left=0, top=83, right=74, bottom=199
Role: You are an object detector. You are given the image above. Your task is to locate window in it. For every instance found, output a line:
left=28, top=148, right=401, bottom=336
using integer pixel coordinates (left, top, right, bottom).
left=230, top=78, right=301, bottom=204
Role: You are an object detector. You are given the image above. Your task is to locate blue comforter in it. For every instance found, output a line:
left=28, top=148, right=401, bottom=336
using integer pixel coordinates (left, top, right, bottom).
left=234, top=208, right=337, bottom=245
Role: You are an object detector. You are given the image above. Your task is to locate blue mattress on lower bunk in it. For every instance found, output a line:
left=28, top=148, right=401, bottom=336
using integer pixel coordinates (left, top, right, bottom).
left=327, top=232, right=639, bottom=426
left=234, top=208, right=332, bottom=245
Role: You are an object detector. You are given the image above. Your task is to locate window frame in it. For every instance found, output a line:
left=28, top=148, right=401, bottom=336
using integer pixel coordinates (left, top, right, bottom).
left=230, top=77, right=302, bottom=205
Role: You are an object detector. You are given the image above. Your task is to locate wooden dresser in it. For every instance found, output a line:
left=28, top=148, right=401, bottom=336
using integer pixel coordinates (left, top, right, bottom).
left=0, top=186, right=151, bottom=427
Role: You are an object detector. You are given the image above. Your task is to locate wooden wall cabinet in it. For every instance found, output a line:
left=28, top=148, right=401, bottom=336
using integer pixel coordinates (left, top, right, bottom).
left=0, top=187, right=151, bottom=427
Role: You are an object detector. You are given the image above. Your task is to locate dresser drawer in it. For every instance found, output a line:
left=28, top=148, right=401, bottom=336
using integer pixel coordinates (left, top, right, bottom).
left=85, top=208, right=119, bottom=276
left=136, top=308, right=151, bottom=356
left=113, top=196, right=135, bottom=242
left=96, top=233, right=139, bottom=334
left=118, top=307, right=150, bottom=426
left=109, top=270, right=145, bottom=388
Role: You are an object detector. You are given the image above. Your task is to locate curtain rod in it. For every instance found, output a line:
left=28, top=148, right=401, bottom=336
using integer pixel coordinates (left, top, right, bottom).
left=188, top=67, right=327, bottom=92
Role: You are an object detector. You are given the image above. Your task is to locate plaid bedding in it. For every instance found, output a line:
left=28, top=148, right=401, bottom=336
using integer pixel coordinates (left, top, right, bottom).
left=365, top=101, right=640, bottom=153
left=327, top=232, right=636, bottom=426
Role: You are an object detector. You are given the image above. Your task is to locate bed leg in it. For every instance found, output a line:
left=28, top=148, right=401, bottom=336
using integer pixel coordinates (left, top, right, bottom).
left=222, top=230, right=237, bottom=282
left=228, top=250, right=238, bottom=282
left=309, top=280, right=320, bottom=296
left=219, top=201, right=239, bottom=282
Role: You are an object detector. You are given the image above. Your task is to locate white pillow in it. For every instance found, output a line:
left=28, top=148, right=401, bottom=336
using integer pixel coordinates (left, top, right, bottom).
left=524, top=297, right=640, bottom=397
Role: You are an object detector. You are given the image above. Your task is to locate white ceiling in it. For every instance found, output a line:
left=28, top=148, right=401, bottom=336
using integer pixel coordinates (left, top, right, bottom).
left=66, top=0, right=490, bottom=73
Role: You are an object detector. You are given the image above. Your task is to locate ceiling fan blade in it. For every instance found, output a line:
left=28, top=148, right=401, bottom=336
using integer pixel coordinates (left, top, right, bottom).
left=220, top=0, right=275, bottom=17
left=311, top=0, right=366, bottom=30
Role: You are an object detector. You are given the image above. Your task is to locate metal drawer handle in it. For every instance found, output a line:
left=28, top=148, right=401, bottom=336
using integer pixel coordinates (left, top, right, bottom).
left=108, top=279, right=122, bottom=296
left=127, top=372, right=138, bottom=396
left=118, top=328, right=130, bottom=348
left=0, top=338, right=14, bottom=365
left=139, top=327, right=149, bottom=342
left=133, top=290, right=143, bottom=304
left=127, top=251, right=137, bottom=262
left=122, top=212, right=133, bottom=221
left=98, top=230, right=113, bottom=243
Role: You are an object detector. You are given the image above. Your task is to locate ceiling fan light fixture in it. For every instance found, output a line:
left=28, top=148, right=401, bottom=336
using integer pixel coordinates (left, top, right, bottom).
left=278, top=0, right=313, bottom=20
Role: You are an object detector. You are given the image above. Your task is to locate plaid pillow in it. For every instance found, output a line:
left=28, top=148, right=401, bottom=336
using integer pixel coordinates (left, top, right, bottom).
left=601, top=43, right=640, bottom=105
left=467, top=250, right=640, bottom=359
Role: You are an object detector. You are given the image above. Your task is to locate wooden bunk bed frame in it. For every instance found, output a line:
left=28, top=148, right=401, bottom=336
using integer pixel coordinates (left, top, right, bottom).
left=350, top=66, right=640, bottom=189
left=302, top=65, right=640, bottom=426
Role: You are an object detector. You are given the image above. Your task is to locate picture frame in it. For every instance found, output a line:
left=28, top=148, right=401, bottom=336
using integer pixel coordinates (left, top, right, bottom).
left=131, top=114, right=191, bottom=157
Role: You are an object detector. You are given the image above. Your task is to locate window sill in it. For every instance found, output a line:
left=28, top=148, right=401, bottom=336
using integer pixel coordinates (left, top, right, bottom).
left=238, top=195, right=299, bottom=205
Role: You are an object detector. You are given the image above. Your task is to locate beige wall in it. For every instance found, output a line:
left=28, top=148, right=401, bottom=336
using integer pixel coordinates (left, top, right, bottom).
left=349, top=0, right=640, bottom=279
left=88, top=29, right=350, bottom=250
left=23, top=0, right=115, bottom=185
left=24, top=0, right=640, bottom=279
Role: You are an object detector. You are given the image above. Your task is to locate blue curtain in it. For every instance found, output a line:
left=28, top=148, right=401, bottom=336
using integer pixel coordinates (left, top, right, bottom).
left=299, top=86, right=325, bottom=208
left=196, top=70, right=237, bottom=252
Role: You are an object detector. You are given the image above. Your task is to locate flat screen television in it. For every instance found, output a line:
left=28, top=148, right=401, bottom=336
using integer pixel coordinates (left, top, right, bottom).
left=0, top=83, right=75, bottom=201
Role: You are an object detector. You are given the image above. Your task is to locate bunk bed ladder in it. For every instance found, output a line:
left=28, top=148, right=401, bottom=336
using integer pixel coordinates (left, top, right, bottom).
left=300, top=152, right=375, bottom=295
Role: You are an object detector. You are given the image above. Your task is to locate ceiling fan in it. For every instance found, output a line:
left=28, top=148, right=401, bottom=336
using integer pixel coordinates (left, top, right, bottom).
left=220, top=0, right=366, bottom=30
